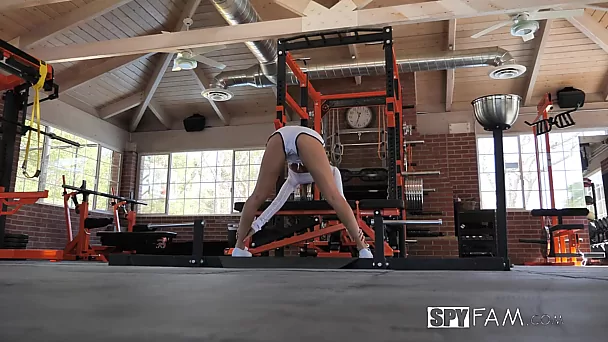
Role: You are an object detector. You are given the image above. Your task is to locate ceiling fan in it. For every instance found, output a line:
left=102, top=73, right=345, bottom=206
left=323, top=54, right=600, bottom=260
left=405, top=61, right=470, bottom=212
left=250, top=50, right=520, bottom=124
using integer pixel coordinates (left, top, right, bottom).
left=162, top=18, right=227, bottom=71
left=470, top=9, right=584, bottom=42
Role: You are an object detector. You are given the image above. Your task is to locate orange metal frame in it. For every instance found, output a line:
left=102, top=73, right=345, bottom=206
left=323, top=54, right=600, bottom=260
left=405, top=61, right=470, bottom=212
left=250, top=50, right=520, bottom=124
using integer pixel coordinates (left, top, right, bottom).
left=270, top=48, right=408, bottom=256
left=0, top=187, right=48, bottom=215
left=0, top=187, right=60, bottom=260
left=0, top=41, right=54, bottom=91
left=62, top=177, right=113, bottom=262
left=526, top=94, right=579, bottom=266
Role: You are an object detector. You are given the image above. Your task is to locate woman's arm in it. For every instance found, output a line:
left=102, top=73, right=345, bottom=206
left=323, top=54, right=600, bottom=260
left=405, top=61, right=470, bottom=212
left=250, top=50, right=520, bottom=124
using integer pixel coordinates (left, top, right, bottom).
left=251, top=171, right=298, bottom=232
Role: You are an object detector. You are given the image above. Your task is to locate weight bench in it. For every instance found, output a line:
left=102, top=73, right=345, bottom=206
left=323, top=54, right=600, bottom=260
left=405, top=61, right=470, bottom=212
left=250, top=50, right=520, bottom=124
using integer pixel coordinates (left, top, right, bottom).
left=232, top=199, right=404, bottom=259
left=519, top=208, right=602, bottom=265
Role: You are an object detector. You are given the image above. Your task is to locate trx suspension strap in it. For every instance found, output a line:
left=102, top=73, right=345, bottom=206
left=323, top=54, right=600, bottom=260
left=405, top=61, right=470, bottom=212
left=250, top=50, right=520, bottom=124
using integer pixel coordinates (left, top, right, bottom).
left=21, top=61, right=47, bottom=178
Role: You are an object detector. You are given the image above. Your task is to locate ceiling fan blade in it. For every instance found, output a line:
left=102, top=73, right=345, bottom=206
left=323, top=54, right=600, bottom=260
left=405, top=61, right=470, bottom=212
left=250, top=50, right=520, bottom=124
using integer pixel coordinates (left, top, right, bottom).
left=521, top=33, right=535, bottom=42
left=529, top=8, right=584, bottom=20
left=471, top=21, right=511, bottom=39
left=192, top=55, right=227, bottom=70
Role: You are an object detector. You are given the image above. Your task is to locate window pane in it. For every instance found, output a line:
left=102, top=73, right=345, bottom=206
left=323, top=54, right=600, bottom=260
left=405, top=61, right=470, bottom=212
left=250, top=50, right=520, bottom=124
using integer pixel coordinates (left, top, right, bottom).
left=201, top=167, right=216, bottom=182
left=552, top=171, right=567, bottom=190
left=478, top=155, right=495, bottom=173
left=216, top=198, right=231, bottom=214
left=235, top=151, right=249, bottom=165
left=481, top=191, right=496, bottom=210
left=169, top=199, right=185, bottom=215
left=172, top=153, right=187, bottom=168
left=519, top=134, right=536, bottom=154
left=520, top=153, right=537, bottom=173
left=503, top=136, right=519, bottom=154
left=234, top=181, right=249, bottom=198
left=524, top=189, right=541, bottom=210
left=506, top=190, right=523, bottom=208
left=200, top=183, right=215, bottom=198
left=199, top=199, right=215, bottom=214
left=249, top=165, right=260, bottom=180
left=171, top=168, right=186, bottom=184
left=250, top=150, right=264, bottom=164
left=186, top=152, right=202, bottom=167
left=505, top=171, right=522, bottom=191
left=504, top=154, right=519, bottom=170
left=549, top=133, right=563, bottom=152
left=217, top=182, right=232, bottom=197
left=185, top=183, right=201, bottom=199
left=137, top=154, right=169, bottom=214
left=217, top=166, right=232, bottom=182
left=477, top=137, right=494, bottom=154
left=184, top=199, right=199, bottom=215
left=217, top=150, right=233, bottom=166
left=479, top=173, right=496, bottom=192
left=234, top=166, right=249, bottom=181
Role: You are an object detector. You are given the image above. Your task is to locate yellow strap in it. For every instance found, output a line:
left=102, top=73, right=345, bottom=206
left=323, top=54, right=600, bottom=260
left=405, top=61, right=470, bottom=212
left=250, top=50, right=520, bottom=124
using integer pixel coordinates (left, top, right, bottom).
left=21, top=62, right=47, bottom=179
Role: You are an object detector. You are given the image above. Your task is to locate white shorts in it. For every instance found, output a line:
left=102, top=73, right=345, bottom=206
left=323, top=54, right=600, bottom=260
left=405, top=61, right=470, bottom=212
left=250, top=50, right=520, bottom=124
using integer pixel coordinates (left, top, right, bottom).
left=269, top=126, right=324, bottom=164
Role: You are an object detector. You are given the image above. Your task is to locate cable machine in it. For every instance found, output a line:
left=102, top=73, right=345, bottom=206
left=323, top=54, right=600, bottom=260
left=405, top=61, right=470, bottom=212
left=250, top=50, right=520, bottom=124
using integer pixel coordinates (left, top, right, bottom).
left=0, top=39, right=61, bottom=252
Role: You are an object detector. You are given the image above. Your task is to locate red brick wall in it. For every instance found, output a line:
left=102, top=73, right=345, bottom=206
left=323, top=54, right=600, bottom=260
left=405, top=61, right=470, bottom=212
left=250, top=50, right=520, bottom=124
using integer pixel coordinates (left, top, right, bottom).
left=119, top=151, right=138, bottom=198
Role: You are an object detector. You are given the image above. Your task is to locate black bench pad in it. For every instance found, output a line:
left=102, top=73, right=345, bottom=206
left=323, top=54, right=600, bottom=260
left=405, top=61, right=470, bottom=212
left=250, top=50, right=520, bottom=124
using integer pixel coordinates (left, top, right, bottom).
left=233, top=199, right=403, bottom=212
left=531, top=208, right=589, bottom=217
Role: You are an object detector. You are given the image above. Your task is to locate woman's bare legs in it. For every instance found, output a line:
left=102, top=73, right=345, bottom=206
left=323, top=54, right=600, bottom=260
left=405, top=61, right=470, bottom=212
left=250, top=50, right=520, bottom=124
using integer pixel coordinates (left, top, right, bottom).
left=235, top=134, right=286, bottom=250
left=296, top=135, right=368, bottom=251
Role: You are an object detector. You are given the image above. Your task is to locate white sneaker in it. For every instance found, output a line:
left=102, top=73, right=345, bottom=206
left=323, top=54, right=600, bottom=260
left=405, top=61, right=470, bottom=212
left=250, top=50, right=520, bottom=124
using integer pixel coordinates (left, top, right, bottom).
left=358, top=248, right=373, bottom=259
left=232, top=247, right=252, bottom=257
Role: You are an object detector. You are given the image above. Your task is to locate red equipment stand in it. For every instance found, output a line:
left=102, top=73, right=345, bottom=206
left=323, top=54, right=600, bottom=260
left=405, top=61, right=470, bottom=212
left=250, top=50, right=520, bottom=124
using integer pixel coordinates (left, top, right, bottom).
left=0, top=187, right=64, bottom=260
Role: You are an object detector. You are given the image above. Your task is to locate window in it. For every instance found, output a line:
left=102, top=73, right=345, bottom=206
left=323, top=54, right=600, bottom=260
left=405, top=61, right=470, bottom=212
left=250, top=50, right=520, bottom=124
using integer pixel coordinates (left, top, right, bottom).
left=587, top=169, right=607, bottom=219
left=137, top=149, right=264, bottom=215
left=478, top=130, right=608, bottom=210
left=15, top=122, right=122, bottom=211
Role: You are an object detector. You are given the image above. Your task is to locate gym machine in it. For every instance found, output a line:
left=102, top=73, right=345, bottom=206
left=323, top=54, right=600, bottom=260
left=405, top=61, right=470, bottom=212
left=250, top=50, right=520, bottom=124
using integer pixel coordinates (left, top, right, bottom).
left=518, top=93, right=603, bottom=266
left=0, top=38, right=64, bottom=258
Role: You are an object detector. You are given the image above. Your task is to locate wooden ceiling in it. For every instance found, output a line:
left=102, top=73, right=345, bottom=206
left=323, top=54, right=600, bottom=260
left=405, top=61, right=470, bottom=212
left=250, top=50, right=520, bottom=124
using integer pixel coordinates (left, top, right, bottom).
left=2, top=0, right=608, bottom=132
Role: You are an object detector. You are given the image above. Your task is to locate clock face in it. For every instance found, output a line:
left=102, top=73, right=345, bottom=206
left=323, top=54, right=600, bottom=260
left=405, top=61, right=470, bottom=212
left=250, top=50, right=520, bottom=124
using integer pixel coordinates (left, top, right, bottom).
left=345, top=106, right=373, bottom=129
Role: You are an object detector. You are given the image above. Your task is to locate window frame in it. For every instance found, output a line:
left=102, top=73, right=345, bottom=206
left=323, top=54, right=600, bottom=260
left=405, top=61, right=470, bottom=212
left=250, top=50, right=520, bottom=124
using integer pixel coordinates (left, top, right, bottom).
left=14, top=122, right=123, bottom=213
left=476, top=128, right=608, bottom=211
left=136, top=147, right=265, bottom=217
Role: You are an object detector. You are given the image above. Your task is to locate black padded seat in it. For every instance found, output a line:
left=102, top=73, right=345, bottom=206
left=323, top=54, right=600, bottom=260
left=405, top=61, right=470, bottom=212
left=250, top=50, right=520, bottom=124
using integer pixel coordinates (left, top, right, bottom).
left=233, top=199, right=403, bottom=212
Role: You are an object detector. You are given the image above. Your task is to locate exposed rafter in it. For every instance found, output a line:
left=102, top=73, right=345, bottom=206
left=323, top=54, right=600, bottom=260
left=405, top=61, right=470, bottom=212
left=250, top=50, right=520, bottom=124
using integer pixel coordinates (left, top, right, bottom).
left=191, top=69, right=231, bottom=125
left=445, top=19, right=456, bottom=112
left=565, top=11, right=608, bottom=99
left=148, top=99, right=173, bottom=129
left=584, top=2, right=608, bottom=10
left=523, top=19, right=553, bottom=106
left=16, top=0, right=133, bottom=48
left=60, top=94, right=100, bottom=117
left=55, top=53, right=152, bottom=94
left=100, top=92, right=144, bottom=119
left=129, top=0, right=202, bottom=132
left=28, top=0, right=600, bottom=63
left=0, top=0, right=72, bottom=11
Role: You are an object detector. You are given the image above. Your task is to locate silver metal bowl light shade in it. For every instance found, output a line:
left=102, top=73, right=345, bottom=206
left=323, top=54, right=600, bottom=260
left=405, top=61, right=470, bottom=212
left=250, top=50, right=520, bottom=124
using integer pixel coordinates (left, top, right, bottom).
left=471, top=94, right=521, bottom=130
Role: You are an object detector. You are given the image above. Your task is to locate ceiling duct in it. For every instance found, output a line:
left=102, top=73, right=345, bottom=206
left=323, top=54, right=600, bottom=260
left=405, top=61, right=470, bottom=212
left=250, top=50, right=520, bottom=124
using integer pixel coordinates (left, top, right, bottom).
left=210, top=0, right=277, bottom=77
left=208, top=0, right=522, bottom=95
left=210, top=47, right=519, bottom=90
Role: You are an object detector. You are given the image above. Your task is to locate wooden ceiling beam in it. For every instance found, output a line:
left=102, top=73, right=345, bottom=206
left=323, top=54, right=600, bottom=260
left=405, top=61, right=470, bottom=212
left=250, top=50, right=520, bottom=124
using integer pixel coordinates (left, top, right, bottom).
left=17, top=0, right=133, bottom=48
left=148, top=99, right=173, bottom=129
left=565, top=11, right=608, bottom=100
left=445, top=18, right=456, bottom=112
left=0, top=0, right=72, bottom=11
left=129, top=0, right=202, bottom=132
left=100, top=92, right=144, bottom=119
left=55, top=53, right=153, bottom=94
left=29, top=0, right=600, bottom=63
left=584, top=2, right=608, bottom=10
left=60, top=94, right=100, bottom=117
left=523, top=19, right=552, bottom=106
left=191, top=68, right=231, bottom=125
